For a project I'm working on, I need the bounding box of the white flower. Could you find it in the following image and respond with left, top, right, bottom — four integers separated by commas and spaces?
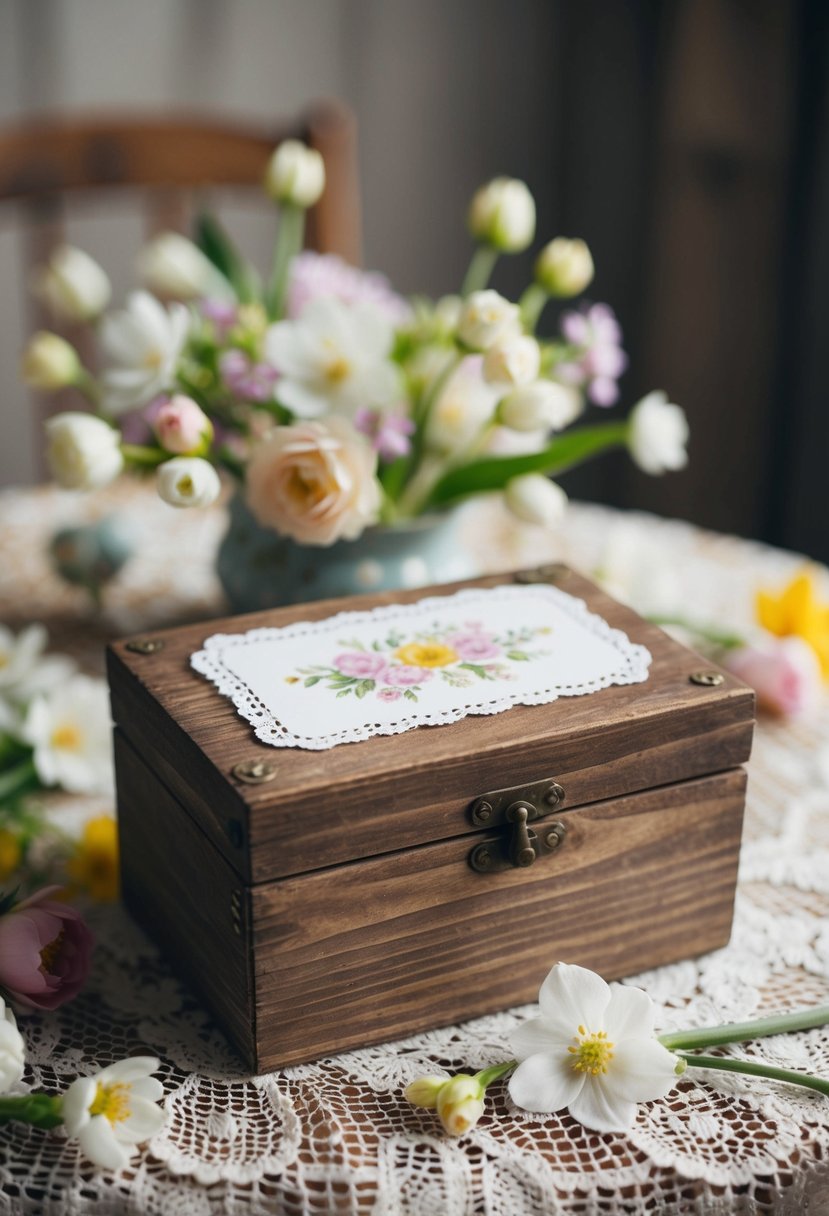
99, 291, 190, 414
265, 296, 400, 420
62, 1057, 165, 1170
157, 457, 221, 509
504, 475, 568, 527
509, 963, 680, 1133
32, 245, 111, 322
21, 673, 113, 795
458, 291, 521, 352
20, 333, 81, 390
483, 335, 540, 387
0, 995, 25, 1090
435, 1075, 485, 1136
264, 140, 326, 207
137, 232, 226, 301
45, 412, 124, 491
535, 238, 594, 297
0, 624, 74, 705
426, 356, 501, 453
468, 178, 536, 252
498, 380, 583, 432
628, 391, 689, 475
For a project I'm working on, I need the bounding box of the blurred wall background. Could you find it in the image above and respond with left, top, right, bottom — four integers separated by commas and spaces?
0, 0, 826, 559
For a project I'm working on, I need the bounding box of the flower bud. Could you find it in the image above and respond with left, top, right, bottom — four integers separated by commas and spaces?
154, 394, 214, 455
46, 413, 124, 491
498, 380, 582, 432
404, 1075, 448, 1109
458, 291, 521, 352
137, 232, 221, 300
535, 238, 594, 297
21, 333, 81, 390
504, 474, 568, 527
627, 391, 689, 475
264, 140, 326, 207
483, 335, 540, 387
468, 177, 536, 252
32, 245, 111, 322
157, 456, 221, 508
435, 1075, 485, 1137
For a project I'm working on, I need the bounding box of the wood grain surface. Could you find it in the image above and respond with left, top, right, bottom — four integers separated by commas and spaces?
108, 567, 755, 884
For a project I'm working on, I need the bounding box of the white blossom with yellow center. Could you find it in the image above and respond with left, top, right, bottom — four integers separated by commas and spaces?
99, 290, 190, 414
264, 296, 400, 420
0, 624, 74, 704
20, 673, 113, 795
62, 1057, 165, 1170
509, 962, 680, 1133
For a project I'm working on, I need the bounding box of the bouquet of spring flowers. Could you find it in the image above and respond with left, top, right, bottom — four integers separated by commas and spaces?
22, 141, 689, 547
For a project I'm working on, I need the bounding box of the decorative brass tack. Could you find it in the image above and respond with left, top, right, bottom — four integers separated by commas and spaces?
544, 783, 565, 808
125, 638, 164, 655
544, 822, 567, 850
231, 759, 277, 785
470, 799, 493, 825
471, 845, 493, 871
514, 563, 570, 585
689, 670, 725, 688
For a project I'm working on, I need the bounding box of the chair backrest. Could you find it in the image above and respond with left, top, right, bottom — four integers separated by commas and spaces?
0, 99, 362, 474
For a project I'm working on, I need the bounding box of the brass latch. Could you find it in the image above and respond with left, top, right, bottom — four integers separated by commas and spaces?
468, 777, 567, 873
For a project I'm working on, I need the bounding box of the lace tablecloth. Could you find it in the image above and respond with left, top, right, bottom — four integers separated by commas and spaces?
2, 483, 829, 1216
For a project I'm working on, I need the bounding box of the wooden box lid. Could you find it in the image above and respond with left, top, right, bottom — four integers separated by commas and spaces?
107, 566, 755, 885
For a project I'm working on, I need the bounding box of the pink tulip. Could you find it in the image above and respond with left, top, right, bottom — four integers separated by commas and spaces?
154, 394, 213, 456
0, 886, 94, 1010
724, 638, 821, 718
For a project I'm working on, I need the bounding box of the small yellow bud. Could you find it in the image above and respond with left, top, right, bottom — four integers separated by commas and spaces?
21, 332, 82, 390
535, 238, 594, 297
404, 1075, 448, 1109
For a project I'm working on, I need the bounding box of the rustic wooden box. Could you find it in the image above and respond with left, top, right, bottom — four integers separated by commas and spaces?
108, 566, 755, 1073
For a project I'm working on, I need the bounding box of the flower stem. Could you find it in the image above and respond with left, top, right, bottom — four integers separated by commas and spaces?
659, 1006, 829, 1052
0, 1094, 64, 1129
461, 245, 499, 297
677, 1052, 829, 1098
121, 444, 167, 469
519, 284, 549, 333
474, 1060, 517, 1090
0, 756, 38, 803
265, 202, 305, 319
646, 615, 746, 652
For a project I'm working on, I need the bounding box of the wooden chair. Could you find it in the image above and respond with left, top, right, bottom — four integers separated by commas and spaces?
0, 99, 362, 469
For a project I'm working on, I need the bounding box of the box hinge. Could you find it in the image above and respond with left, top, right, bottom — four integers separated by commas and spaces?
468, 777, 567, 873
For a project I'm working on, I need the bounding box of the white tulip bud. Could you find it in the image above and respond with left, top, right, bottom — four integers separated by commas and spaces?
458, 290, 521, 352
404, 1076, 448, 1109
435, 1075, 485, 1137
137, 233, 221, 300
264, 140, 326, 207
483, 335, 541, 387
504, 474, 568, 526
535, 238, 594, 297
45, 412, 124, 490
157, 456, 221, 508
21, 333, 82, 390
498, 380, 583, 432
627, 391, 689, 475
468, 178, 536, 252
32, 245, 111, 322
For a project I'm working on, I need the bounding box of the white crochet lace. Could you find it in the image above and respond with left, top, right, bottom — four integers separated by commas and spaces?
1, 484, 828, 1214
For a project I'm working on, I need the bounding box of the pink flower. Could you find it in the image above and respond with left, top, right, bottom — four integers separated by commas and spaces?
724, 638, 821, 717
219, 349, 279, 403
288, 251, 412, 326
354, 407, 415, 462
0, 886, 94, 1011
377, 687, 402, 702
154, 394, 213, 455
383, 664, 433, 687
446, 631, 501, 661
334, 652, 389, 679
200, 298, 238, 338
557, 303, 627, 406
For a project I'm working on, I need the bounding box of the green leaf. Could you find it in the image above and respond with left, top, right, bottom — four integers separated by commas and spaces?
336, 688, 352, 698
506, 650, 529, 661
194, 211, 260, 303
404, 689, 418, 702
304, 676, 322, 687
459, 662, 491, 680
423, 422, 630, 509
355, 679, 376, 699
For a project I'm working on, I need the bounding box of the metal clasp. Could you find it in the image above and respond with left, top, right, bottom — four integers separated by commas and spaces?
468, 777, 567, 873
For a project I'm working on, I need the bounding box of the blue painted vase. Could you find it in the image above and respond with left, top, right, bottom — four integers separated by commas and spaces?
216, 493, 477, 613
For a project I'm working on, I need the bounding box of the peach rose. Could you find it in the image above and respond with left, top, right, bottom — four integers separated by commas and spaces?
246, 417, 381, 546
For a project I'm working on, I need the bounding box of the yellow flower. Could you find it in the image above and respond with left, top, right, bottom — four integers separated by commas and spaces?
66, 816, 119, 902
0, 829, 21, 880
757, 569, 829, 679
395, 641, 459, 668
